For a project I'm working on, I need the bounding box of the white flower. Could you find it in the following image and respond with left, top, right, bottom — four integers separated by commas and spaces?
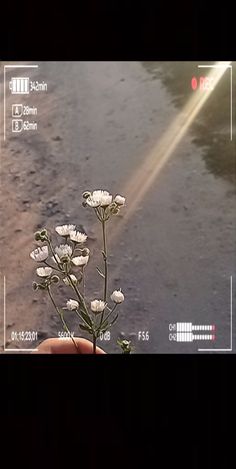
93, 190, 106, 199
86, 197, 101, 208
91, 299, 106, 313
72, 255, 89, 266
110, 290, 125, 304
114, 195, 126, 206
70, 231, 87, 243
100, 194, 112, 207
87, 190, 112, 208
63, 274, 78, 286
55, 244, 72, 259
36, 267, 53, 277
55, 224, 76, 236
87, 190, 105, 207
66, 299, 79, 310
30, 245, 49, 262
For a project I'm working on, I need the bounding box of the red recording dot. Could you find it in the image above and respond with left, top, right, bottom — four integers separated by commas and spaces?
191, 76, 198, 90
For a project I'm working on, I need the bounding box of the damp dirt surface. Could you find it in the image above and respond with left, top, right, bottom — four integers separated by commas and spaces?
0, 61, 235, 353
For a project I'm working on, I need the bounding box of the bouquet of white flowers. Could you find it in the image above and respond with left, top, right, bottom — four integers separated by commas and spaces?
30, 190, 132, 354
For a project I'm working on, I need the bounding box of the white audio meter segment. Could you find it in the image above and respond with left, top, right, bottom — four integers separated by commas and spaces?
169, 322, 216, 342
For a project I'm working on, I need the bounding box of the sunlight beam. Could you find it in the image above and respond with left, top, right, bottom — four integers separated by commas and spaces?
110, 62, 231, 241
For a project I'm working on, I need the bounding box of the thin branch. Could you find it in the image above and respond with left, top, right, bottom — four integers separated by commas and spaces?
100, 304, 117, 329
47, 286, 81, 353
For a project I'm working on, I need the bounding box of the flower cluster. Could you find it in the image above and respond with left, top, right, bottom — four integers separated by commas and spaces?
30, 225, 90, 291
82, 190, 125, 219
30, 190, 128, 354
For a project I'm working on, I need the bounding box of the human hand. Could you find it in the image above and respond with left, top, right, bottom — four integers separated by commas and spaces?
32, 337, 106, 354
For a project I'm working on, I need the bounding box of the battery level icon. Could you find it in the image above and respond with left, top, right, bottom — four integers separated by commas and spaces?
9, 77, 30, 94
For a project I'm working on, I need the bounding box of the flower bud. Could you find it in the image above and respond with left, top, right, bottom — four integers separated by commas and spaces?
61, 255, 70, 263
34, 231, 42, 241
82, 191, 91, 199
32, 282, 38, 291
51, 275, 60, 284
81, 248, 90, 256
111, 290, 124, 303
114, 195, 126, 206
110, 206, 120, 215
117, 339, 132, 354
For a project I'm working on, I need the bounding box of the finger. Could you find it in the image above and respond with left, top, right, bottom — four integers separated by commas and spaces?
32, 337, 106, 354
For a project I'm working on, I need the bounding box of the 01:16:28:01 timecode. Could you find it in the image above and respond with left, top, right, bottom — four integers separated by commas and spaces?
11, 331, 38, 341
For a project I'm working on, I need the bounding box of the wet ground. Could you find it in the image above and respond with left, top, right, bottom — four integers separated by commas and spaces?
0, 61, 235, 353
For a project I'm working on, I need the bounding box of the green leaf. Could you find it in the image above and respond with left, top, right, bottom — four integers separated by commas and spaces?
99, 320, 109, 332
79, 308, 93, 327
101, 251, 107, 261
79, 324, 91, 332
96, 266, 105, 278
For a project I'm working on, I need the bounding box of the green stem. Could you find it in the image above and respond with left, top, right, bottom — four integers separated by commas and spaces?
94, 207, 103, 222
102, 219, 107, 301
65, 273, 93, 328
93, 334, 96, 354
74, 309, 92, 329
44, 260, 61, 273
71, 241, 78, 257
81, 266, 85, 296
46, 237, 63, 272
100, 219, 108, 326
66, 274, 87, 313
47, 286, 80, 353
100, 304, 117, 329
46, 236, 88, 318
